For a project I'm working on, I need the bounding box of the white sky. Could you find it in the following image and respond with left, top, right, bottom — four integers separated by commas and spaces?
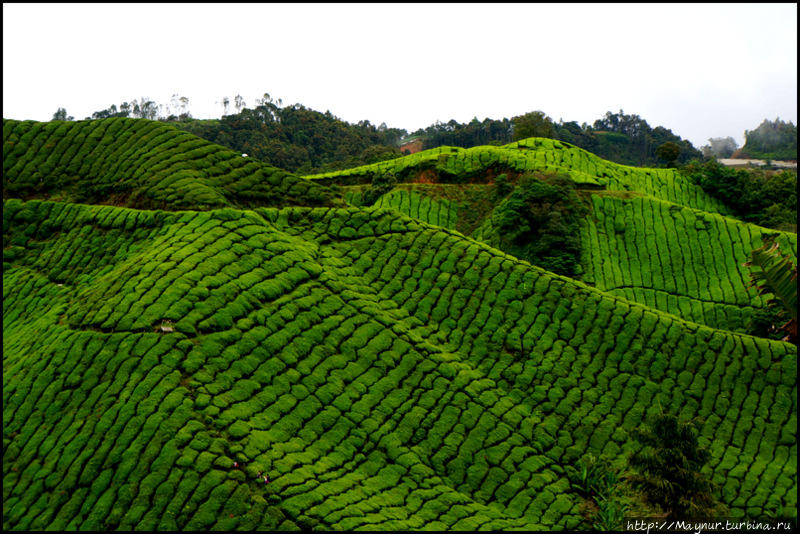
3, 3, 797, 149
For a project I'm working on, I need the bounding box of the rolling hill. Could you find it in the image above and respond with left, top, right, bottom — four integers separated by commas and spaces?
3, 118, 341, 210
3, 118, 797, 530
311, 141, 797, 335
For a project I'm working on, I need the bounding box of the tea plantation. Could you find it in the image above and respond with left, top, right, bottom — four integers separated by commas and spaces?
3, 118, 797, 530
3, 118, 341, 210
323, 142, 797, 335
307, 138, 730, 214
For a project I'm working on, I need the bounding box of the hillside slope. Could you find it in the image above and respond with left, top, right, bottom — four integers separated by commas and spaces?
4, 199, 796, 530
474, 191, 797, 333
4, 119, 797, 530
306, 138, 730, 213
3, 118, 341, 210
319, 141, 797, 335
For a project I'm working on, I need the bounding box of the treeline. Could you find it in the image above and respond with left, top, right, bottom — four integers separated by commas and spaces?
54, 95, 709, 173
66, 94, 405, 174
409, 110, 703, 167
174, 100, 407, 174
683, 159, 797, 232
699, 119, 797, 161
741, 118, 797, 160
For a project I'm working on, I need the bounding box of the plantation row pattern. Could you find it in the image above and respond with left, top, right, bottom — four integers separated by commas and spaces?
581, 194, 797, 332
4, 199, 796, 530
470, 191, 797, 333
342, 181, 796, 335
306, 138, 730, 214
345, 189, 460, 231
3, 118, 340, 210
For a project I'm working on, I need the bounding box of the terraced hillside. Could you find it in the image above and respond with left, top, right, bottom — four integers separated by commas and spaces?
3, 118, 341, 210
307, 138, 731, 213
316, 142, 797, 335
474, 191, 797, 333
3, 119, 797, 530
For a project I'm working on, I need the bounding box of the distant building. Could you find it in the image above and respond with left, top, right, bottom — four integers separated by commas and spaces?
718, 158, 797, 170
398, 137, 424, 155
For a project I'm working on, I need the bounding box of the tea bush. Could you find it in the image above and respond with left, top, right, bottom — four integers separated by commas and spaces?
3, 121, 796, 530
3, 118, 341, 210
4, 199, 796, 530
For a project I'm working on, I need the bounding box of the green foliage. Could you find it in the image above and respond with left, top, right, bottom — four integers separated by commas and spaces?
103, 99, 704, 173
568, 455, 629, 530
51, 108, 74, 121
580, 193, 797, 335
402, 110, 701, 168
512, 111, 555, 141
326, 141, 796, 338
742, 118, 797, 160
568, 454, 609, 496
309, 136, 718, 213
2, 118, 341, 210
2, 120, 797, 531
683, 159, 797, 231
593, 493, 629, 531
169, 102, 406, 174
492, 173, 586, 276
747, 306, 790, 341
361, 171, 398, 207
629, 414, 725, 519
745, 242, 798, 343
701, 136, 738, 159
585, 110, 702, 166
493, 173, 513, 199
656, 141, 681, 166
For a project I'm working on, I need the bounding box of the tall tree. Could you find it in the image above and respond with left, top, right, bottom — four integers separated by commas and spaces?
234, 94, 246, 114
169, 93, 180, 117
512, 111, 555, 141
656, 141, 681, 166
52, 108, 74, 121
742, 118, 797, 160
92, 104, 120, 119
130, 97, 157, 120
179, 96, 190, 117
629, 413, 724, 519
701, 136, 738, 159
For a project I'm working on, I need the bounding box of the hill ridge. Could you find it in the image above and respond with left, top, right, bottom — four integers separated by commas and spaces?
3, 120, 797, 530
3, 118, 341, 210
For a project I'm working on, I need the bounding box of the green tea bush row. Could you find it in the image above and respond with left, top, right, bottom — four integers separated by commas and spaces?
355, 181, 796, 337
3, 118, 340, 210
370, 189, 459, 230
306, 137, 729, 214
581, 194, 797, 332
4, 199, 796, 530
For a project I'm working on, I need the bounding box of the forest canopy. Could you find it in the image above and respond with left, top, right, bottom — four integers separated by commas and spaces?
741, 118, 797, 160
66, 97, 704, 173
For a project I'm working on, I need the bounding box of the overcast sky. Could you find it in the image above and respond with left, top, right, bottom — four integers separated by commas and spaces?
3, 3, 797, 149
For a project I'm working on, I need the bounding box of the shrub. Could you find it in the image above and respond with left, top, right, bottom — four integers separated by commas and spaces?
745, 242, 797, 344
361, 171, 398, 207
747, 307, 788, 341
493, 173, 513, 199
683, 160, 797, 231
492, 172, 586, 277
628, 413, 725, 519
567, 454, 628, 530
